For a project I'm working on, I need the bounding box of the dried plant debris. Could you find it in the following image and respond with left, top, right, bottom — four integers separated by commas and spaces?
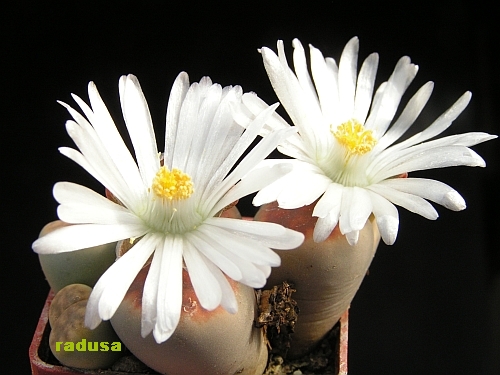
255, 281, 299, 356
257, 282, 340, 375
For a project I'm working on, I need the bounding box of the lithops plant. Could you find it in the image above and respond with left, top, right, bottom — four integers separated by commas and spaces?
108, 205, 269, 374
33, 34, 495, 374
239, 36, 495, 358
37, 221, 116, 292
48, 284, 122, 369
255, 202, 379, 357
32, 72, 304, 375
111, 265, 268, 375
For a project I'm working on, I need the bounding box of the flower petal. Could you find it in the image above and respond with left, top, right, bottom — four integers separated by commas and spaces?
154, 235, 183, 343
80, 84, 145, 197
349, 187, 374, 231
276, 172, 331, 209
210, 160, 292, 216
195, 226, 268, 288
141, 245, 163, 338
54, 182, 139, 225
171, 81, 202, 171
202, 222, 282, 267
239, 92, 291, 133
367, 190, 399, 245
203, 102, 282, 203
353, 52, 379, 124
62, 121, 135, 207
345, 230, 360, 246
373, 145, 486, 181
183, 240, 222, 311
338, 187, 354, 234
164, 72, 190, 167
203, 257, 238, 314
208, 127, 297, 210
374, 81, 434, 152
310, 43, 339, 126
32, 222, 147, 254
337, 37, 359, 121
119, 74, 160, 185
84, 234, 157, 329
396, 91, 472, 148
292, 39, 319, 104
378, 177, 466, 211
261, 43, 322, 150
368, 183, 438, 220
99, 235, 158, 321
312, 182, 343, 219
365, 56, 418, 138
194, 86, 244, 192
205, 217, 304, 250
186, 231, 242, 282
313, 210, 339, 243
184, 82, 223, 179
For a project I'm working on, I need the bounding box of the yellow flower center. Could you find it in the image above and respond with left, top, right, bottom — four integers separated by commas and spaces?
332, 119, 377, 155
151, 166, 194, 200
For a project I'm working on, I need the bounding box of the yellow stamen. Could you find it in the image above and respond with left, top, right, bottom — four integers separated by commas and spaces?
152, 166, 194, 200
332, 119, 377, 155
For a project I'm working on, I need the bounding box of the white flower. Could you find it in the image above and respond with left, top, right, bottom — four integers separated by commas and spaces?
238, 37, 496, 246
32, 72, 304, 343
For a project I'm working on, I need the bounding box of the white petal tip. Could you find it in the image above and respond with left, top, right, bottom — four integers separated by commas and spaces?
347, 36, 359, 45
198, 297, 222, 312
377, 216, 399, 245
260, 47, 273, 57
141, 327, 153, 339
281, 230, 305, 248
153, 326, 174, 344
252, 194, 272, 207
31, 239, 41, 253
276, 199, 305, 210
224, 304, 238, 315
84, 313, 102, 331
313, 232, 328, 243
140, 319, 155, 338
295, 231, 306, 246
292, 38, 303, 48
243, 272, 268, 289
444, 191, 466, 211
219, 288, 238, 314
98, 305, 115, 321
346, 231, 360, 246
313, 225, 332, 243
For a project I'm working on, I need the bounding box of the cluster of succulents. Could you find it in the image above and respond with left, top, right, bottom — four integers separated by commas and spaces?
34, 37, 495, 374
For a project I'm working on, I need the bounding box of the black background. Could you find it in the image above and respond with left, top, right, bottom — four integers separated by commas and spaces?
2, 1, 499, 374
